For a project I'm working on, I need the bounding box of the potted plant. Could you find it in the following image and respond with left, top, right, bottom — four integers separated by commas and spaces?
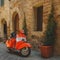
40, 5, 56, 58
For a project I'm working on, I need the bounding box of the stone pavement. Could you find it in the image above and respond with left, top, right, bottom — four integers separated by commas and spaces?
0, 42, 60, 60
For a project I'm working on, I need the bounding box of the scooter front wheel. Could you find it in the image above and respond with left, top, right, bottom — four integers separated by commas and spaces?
20, 47, 31, 57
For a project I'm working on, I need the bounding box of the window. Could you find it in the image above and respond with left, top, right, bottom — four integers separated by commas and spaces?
34, 6, 43, 31
0, 0, 1, 6
0, 0, 4, 6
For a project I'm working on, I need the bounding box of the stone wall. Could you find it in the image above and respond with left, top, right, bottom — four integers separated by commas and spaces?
0, 0, 10, 38
53, 0, 60, 55
54, 15, 60, 55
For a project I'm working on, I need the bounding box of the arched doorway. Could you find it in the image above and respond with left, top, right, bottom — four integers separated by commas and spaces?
12, 12, 19, 33
1, 20, 7, 38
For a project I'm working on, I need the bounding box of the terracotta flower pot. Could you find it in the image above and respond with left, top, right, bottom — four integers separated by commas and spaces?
40, 46, 53, 58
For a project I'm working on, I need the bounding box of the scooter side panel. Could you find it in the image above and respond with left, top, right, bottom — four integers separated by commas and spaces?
16, 42, 31, 50
6, 40, 10, 47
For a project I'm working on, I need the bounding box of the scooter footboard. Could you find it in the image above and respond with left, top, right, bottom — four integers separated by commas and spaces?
16, 43, 32, 50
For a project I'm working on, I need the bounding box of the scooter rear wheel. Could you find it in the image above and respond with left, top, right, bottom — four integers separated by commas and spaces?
20, 47, 31, 57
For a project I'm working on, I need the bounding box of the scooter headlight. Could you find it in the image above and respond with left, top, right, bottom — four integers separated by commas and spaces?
22, 39, 26, 42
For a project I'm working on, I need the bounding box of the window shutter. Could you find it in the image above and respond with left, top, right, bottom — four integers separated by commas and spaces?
0, 0, 1, 6
1, 0, 4, 6
33, 6, 43, 31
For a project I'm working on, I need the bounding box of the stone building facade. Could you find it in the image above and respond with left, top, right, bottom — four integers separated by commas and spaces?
0, 0, 60, 55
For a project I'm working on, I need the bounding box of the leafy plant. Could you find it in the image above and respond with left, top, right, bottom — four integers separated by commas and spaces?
23, 13, 28, 36
43, 5, 56, 46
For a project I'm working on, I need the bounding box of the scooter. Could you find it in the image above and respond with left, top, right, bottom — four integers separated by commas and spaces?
6, 37, 31, 57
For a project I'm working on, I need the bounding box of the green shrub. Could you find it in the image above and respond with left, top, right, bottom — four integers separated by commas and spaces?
43, 5, 56, 46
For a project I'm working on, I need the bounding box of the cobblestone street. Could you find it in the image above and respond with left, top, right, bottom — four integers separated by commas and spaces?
0, 42, 60, 60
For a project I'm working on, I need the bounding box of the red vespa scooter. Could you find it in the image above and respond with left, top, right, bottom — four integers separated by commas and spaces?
6, 36, 31, 57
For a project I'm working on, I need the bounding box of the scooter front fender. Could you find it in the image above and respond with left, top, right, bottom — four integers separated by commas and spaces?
6, 38, 16, 48
6, 40, 11, 47
16, 42, 32, 50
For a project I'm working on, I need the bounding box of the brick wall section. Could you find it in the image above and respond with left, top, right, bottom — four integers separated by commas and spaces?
54, 16, 60, 55
21, 0, 60, 54
53, 0, 60, 55
20, 0, 52, 50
